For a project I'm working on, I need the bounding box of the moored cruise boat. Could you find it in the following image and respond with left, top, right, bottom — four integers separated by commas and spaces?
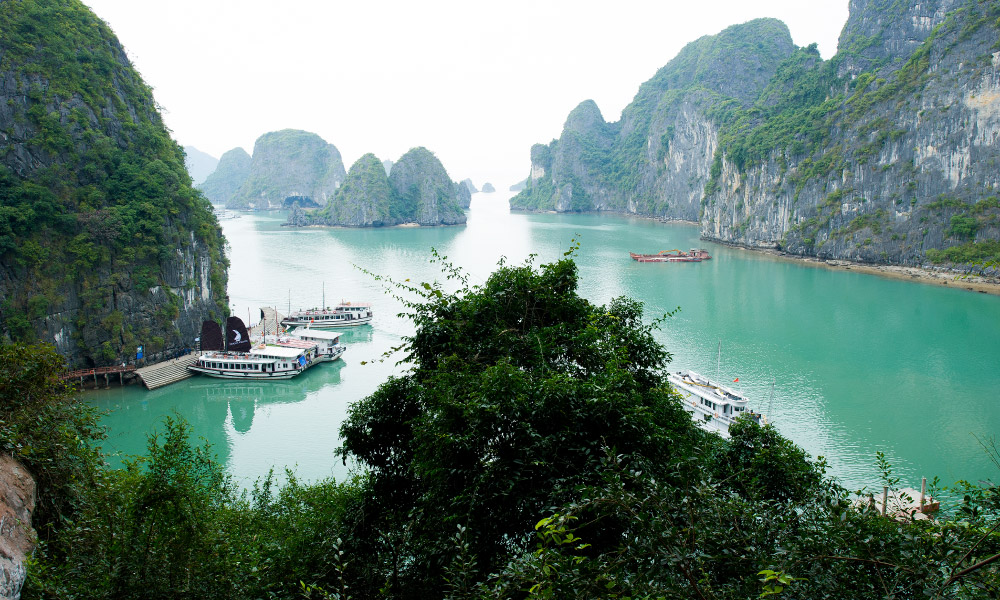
281, 302, 373, 329
189, 345, 313, 380
285, 328, 346, 362
667, 369, 764, 438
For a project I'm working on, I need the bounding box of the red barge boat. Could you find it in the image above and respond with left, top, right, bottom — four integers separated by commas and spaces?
629, 248, 712, 263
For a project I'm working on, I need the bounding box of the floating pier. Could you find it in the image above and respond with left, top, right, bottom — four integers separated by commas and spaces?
135, 354, 198, 390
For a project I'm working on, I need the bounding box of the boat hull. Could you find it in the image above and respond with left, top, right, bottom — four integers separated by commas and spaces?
188, 366, 303, 380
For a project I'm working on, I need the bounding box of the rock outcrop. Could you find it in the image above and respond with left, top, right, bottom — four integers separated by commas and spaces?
0, 455, 34, 600
509, 178, 528, 192
0, 0, 228, 367
228, 129, 346, 210
198, 147, 251, 206
290, 148, 467, 227
461, 178, 479, 194
182, 146, 218, 186
481, 182, 495, 193
512, 2, 1000, 267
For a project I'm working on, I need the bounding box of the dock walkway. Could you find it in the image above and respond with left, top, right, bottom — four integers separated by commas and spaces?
136, 354, 197, 390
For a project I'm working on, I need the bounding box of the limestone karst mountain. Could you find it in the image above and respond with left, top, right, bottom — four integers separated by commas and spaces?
228, 129, 346, 210
512, 0, 1000, 266
183, 146, 218, 186
288, 148, 467, 227
198, 147, 251, 206
0, 0, 228, 367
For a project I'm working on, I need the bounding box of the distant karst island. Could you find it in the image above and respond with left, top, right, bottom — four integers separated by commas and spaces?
192, 131, 470, 227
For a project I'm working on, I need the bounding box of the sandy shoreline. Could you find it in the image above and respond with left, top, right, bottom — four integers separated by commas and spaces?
745, 248, 1000, 296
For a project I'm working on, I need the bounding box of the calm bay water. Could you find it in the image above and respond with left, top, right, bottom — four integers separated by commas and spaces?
88, 194, 1000, 492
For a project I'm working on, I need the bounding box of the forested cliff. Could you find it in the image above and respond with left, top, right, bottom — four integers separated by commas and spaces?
0, 0, 228, 367
512, 0, 1000, 267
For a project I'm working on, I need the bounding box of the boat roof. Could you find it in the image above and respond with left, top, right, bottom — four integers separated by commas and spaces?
249, 345, 306, 359
275, 338, 318, 349
668, 370, 749, 405
336, 302, 371, 308
288, 329, 342, 340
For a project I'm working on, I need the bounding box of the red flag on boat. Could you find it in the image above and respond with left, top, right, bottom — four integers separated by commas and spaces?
733, 378, 739, 382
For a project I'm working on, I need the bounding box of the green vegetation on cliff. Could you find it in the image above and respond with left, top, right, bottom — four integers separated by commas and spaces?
0, 0, 227, 366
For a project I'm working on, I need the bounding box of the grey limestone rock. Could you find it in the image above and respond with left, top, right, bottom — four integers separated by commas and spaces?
229, 129, 346, 210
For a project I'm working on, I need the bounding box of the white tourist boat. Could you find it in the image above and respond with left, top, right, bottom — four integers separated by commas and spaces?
284, 328, 346, 362
190, 345, 313, 380
667, 369, 765, 439
281, 301, 373, 329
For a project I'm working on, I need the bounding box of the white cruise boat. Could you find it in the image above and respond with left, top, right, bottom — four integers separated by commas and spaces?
281, 302, 373, 329
190, 345, 312, 380
667, 369, 765, 438
284, 329, 346, 362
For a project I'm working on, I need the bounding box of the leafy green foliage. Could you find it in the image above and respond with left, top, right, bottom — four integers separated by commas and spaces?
339, 253, 703, 598
926, 240, 1000, 265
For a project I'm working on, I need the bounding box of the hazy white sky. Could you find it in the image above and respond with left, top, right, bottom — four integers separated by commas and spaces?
82, 1, 849, 189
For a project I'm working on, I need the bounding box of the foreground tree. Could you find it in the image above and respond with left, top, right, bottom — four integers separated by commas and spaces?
338, 254, 713, 598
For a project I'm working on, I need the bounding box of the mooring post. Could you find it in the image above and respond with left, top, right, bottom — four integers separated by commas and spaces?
881, 486, 888, 516
919, 477, 926, 512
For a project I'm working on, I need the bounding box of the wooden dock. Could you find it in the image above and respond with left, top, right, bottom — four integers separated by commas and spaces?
62, 364, 136, 387
135, 354, 198, 390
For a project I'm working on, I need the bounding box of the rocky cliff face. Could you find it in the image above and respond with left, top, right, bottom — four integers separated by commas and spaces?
0, 0, 228, 367
512, 19, 795, 217
513, 2, 1000, 267
290, 148, 467, 227
229, 129, 346, 210
183, 146, 218, 186
198, 147, 250, 205
0, 455, 34, 599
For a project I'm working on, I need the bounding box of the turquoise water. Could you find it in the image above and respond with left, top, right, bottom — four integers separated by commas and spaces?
88, 194, 1000, 492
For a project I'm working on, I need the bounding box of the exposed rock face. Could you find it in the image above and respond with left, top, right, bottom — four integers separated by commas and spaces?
513, 4, 1000, 266
0, 0, 228, 368
389, 148, 467, 225
455, 180, 472, 208
228, 129, 346, 210
836, 0, 961, 78
182, 146, 218, 186
461, 178, 479, 194
0, 456, 34, 600
481, 182, 495, 193
291, 148, 467, 227
198, 147, 251, 206
512, 19, 794, 215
